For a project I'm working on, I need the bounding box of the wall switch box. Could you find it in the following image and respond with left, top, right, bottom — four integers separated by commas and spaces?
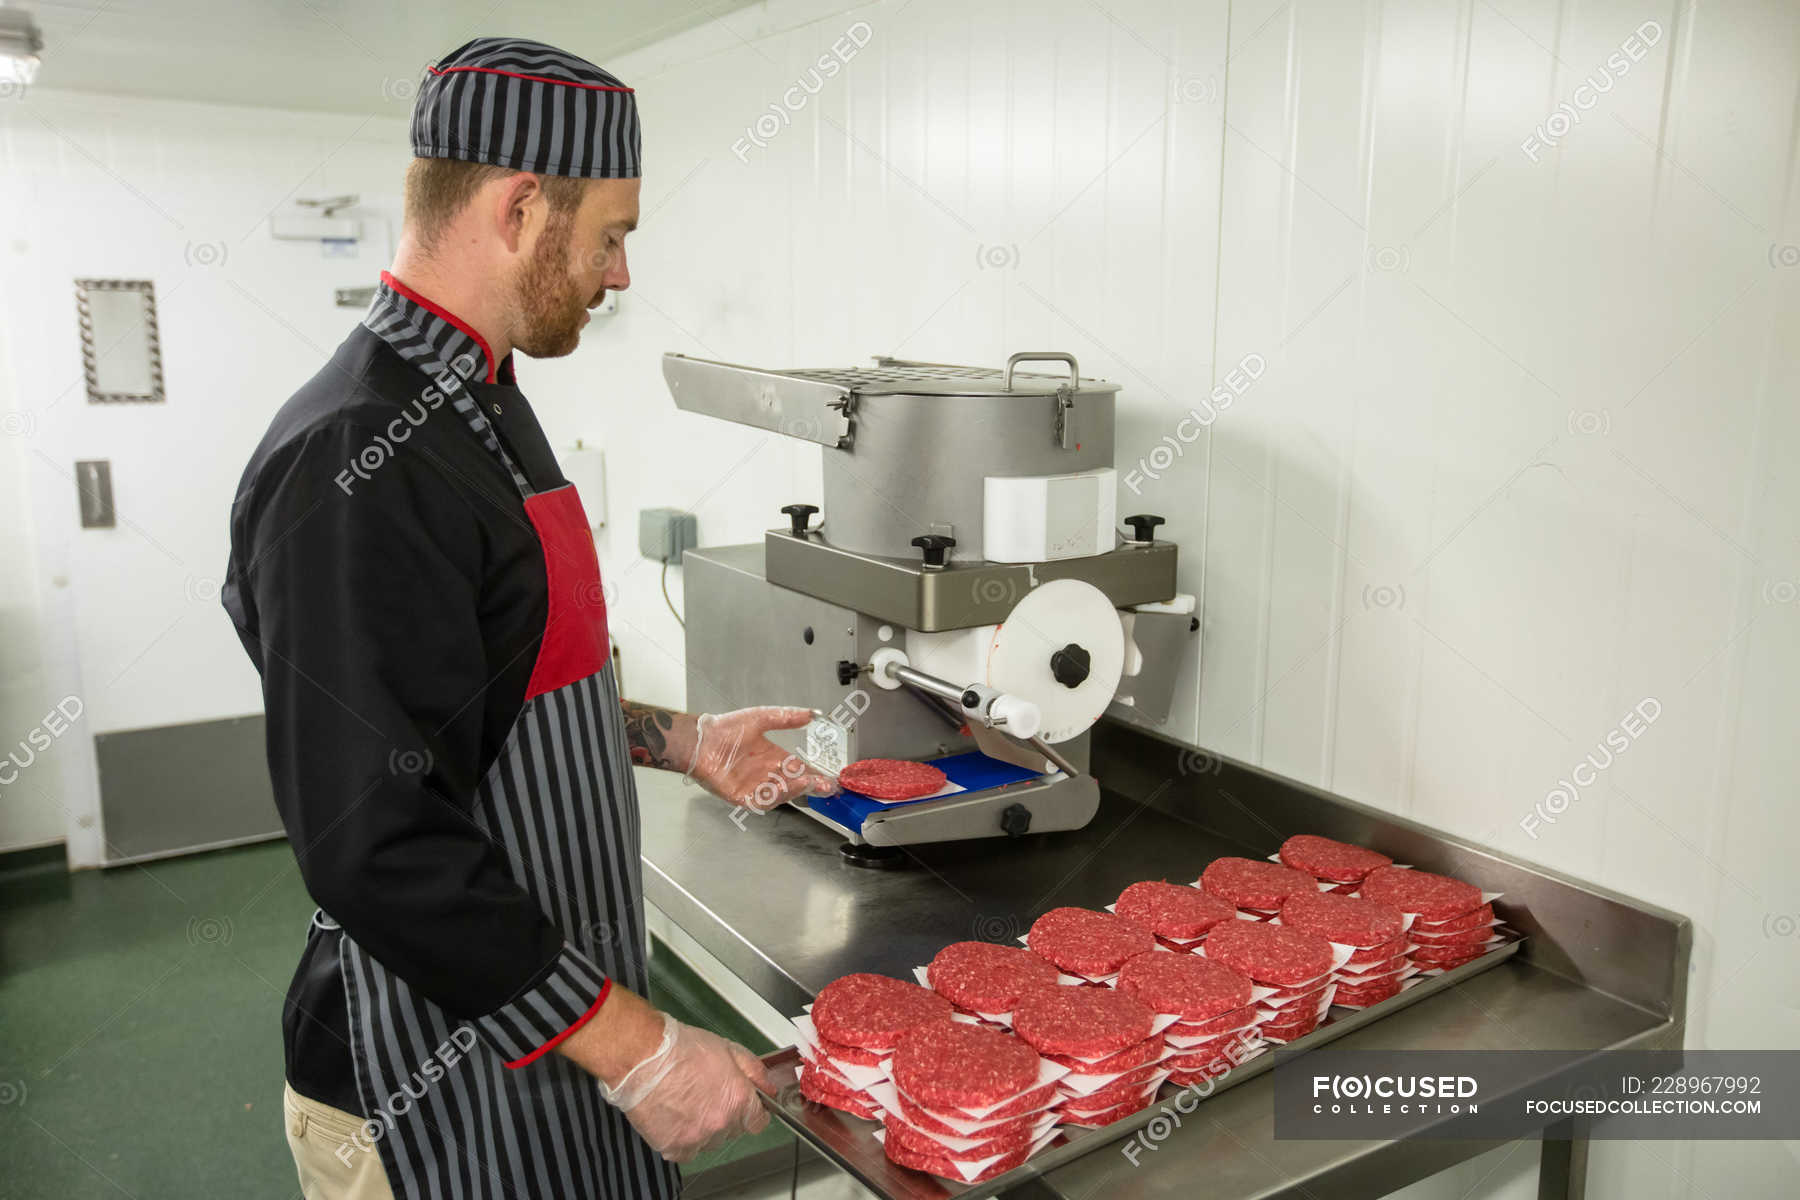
639, 508, 698, 564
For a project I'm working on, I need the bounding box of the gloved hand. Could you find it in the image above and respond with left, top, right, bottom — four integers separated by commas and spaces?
600, 1012, 773, 1163
680, 706, 840, 812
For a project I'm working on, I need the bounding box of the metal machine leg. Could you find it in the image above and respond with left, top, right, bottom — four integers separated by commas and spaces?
1537, 1122, 1589, 1200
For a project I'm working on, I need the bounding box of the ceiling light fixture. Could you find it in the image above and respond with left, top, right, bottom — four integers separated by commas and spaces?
0, 5, 44, 89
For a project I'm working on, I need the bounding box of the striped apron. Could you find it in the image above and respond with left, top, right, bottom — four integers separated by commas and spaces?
331, 380, 681, 1199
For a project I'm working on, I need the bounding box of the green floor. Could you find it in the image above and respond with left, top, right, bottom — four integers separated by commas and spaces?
0, 840, 789, 1198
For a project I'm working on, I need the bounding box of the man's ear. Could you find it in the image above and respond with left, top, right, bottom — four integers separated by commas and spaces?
493, 172, 545, 254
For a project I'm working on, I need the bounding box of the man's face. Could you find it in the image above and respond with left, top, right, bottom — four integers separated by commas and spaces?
509, 177, 638, 360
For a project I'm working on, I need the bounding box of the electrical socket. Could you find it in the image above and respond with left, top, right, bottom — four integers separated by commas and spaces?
638, 507, 698, 564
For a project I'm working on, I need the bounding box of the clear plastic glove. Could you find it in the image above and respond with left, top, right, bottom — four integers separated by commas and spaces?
680, 706, 840, 812
600, 1013, 773, 1163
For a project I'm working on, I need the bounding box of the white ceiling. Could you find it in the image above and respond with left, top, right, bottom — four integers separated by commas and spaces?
19, 0, 750, 115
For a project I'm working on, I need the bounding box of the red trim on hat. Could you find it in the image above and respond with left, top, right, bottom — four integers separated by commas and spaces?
428, 64, 634, 94
379, 270, 500, 384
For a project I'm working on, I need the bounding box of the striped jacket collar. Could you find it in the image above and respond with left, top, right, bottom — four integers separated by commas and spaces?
362, 270, 514, 387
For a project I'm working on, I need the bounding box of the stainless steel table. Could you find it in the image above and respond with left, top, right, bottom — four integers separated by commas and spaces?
640, 721, 1689, 1199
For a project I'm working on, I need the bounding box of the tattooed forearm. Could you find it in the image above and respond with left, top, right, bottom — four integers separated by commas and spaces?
621, 701, 684, 769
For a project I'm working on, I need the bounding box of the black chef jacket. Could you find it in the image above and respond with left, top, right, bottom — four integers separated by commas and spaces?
223, 302, 599, 1115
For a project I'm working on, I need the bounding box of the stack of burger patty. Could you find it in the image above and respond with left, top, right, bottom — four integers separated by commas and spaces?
1011, 986, 1173, 1126
1277, 834, 1394, 894
1279, 888, 1414, 1007
789, 836, 1507, 1181
1112, 879, 1236, 951
1362, 866, 1501, 971
1024, 907, 1156, 985
877, 1021, 1062, 1183
919, 941, 1060, 1028
1199, 921, 1339, 1041
1200, 857, 1318, 920
1115, 951, 1264, 1085
796, 974, 952, 1119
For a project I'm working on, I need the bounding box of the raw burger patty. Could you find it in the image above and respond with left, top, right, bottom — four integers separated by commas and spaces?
1278, 834, 1393, 883
798, 1067, 880, 1119
1013, 985, 1155, 1058
1410, 924, 1496, 946
884, 1136, 1033, 1183
813, 973, 954, 1050
1410, 942, 1492, 966
926, 941, 1060, 1014
1362, 866, 1484, 922
1200, 857, 1318, 910
1046, 1033, 1164, 1075
1413, 903, 1495, 933
1344, 934, 1412, 964
1281, 889, 1406, 949
1114, 880, 1236, 941
813, 1030, 889, 1067
892, 1021, 1041, 1110
896, 1082, 1058, 1130
1117, 950, 1253, 1021
1060, 1095, 1155, 1127
1059, 1075, 1159, 1113
1026, 907, 1155, 976
1203, 921, 1334, 986
838, 758, 948, 801
1170, 1003, 1260, 1038
882, 1113, 1039, 1162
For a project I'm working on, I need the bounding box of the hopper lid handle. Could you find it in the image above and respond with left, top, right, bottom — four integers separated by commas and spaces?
1003, 351, 1080, 391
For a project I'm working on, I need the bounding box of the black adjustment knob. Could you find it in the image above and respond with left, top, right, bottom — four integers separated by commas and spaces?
781, 504, 819, 537
910, 534, 956, 568
1050, 643, 1091, 688
999, 803, 1032, 838
1123, 514, 1165, 544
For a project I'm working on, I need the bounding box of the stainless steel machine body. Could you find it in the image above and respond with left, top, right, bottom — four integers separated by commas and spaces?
665, 351, 1198, 847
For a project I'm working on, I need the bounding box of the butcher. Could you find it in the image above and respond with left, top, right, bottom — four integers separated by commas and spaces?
222, 36, 836, 1200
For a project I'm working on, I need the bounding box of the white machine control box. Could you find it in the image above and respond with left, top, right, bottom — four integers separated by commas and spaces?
982, 468, 1118, 563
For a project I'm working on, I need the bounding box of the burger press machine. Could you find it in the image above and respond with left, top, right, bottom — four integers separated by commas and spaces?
663, 351, 1198, 861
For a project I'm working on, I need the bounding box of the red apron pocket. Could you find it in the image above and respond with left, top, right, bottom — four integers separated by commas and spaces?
523, 484, 610, 702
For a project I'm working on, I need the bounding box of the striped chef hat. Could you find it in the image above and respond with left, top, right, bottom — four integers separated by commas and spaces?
411, 37, 641, 178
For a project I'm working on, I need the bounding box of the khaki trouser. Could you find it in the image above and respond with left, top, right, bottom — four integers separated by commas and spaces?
284, 1083, 396, 1200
